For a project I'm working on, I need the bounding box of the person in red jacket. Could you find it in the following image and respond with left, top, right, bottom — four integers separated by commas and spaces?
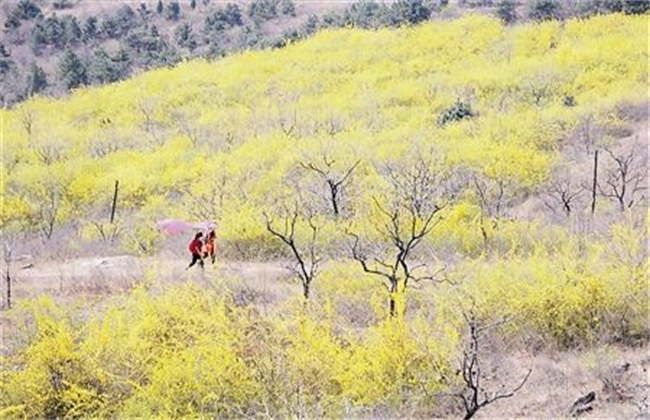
187, 232, 204, 269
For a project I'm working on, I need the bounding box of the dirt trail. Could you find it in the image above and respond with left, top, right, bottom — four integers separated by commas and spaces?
4, 255, 292, 302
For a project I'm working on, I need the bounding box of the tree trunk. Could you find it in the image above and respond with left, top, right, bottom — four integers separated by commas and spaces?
591, 150, 598, 214
479, 216, 489, 249
389, 280, 398, 317
110, 179, 119, 223
463, 408, 477, 420
5, 271, 10, 310
303, 282, 310, 300
329, 181, 339, 217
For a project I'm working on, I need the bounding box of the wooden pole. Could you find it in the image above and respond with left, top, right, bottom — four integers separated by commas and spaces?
590, 150, 598, 215
110, 180, 119, 223
3, 242, 11, 310
5, 272, 10, 310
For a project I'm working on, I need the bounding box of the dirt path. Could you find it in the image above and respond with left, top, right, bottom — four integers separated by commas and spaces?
3, 255, 293, 303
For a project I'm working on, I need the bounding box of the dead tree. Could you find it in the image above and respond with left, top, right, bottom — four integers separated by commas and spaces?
180, 163, 247, 222
1, 227, 23, 310
541, 169, 583, 217
138, 100, 167, 146
299, 156, 359, 218
456, 309, 532, 419
598, 145, 647, 212
279, 109, 297, 138
576, 115, 600, 155
472, 173, 526, 245
543, 179, 582, 217
590, 150, 598, 215
264, 206, 321, 300
32, 176, 74, 241
349, 155, 453, 316
2, 241, 13, 310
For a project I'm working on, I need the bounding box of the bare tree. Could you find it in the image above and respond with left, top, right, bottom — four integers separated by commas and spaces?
90, 220, 122, 242
279, 109, 297, 138
31, 176, 74, 241
472, 173, 527, 245
541, 167, 583, 217
299, 155, 360, 218
575, 115, 602, 155
170, 109, 203, 147
543, 179, 582, 217
138, 99, 167, 146
1, 225, 25, 310
316, 114, 346, 137
349, 154, 454, 316
2, 238, 14, 310
182, 177, 229, 221
598, 145, 647, 212
264, 205, 321, 300
456, 309, 532, 419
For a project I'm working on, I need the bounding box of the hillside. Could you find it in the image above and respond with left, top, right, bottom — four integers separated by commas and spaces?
2, 12, 647, 254
0, 0, 340, 103
1, 11, 649, 419
1, 0, 648, 105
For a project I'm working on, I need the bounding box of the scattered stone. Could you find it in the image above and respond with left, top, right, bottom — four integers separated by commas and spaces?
570, 391, 596, 417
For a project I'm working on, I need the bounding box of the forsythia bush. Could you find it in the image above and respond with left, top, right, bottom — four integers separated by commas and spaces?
2, 14, 647, 253
0, 283, 458, 418
3, 220, 645, 418
451, 221, 648, 347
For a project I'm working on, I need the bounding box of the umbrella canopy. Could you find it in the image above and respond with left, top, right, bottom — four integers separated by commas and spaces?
157, 219, 213, 236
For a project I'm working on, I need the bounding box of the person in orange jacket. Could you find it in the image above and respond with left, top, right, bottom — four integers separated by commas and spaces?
187, 232, 204, 269
203, 228, 217, 264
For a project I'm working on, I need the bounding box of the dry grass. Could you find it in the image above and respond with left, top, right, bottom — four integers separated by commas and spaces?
476, 345, 650, 418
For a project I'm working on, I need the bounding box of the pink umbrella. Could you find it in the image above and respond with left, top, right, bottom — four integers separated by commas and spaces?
157, 219, 212, 236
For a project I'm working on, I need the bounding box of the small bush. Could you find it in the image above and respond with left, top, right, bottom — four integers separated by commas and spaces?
388, 0, 432, 26
12, 0, 43, 21
437, 100, 475, 126
622, 0, 650, 14
166, 0, 181, 21
280, 0, 296, 17
563, 95, 576, 107
496, 0, 518, 24
247, 0, 279, 21
527, 0, 563, 21
53, 0, 74, 10
204, 4, 243, 33
344, 0, 391, 29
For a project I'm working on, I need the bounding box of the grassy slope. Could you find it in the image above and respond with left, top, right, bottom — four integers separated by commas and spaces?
0, 12, 648, 418
2, 13, 647, 255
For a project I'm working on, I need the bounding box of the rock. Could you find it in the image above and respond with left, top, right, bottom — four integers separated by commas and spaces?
570, 391, 596, 417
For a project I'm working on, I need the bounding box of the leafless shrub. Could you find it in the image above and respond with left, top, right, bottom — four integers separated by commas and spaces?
597, 144, 647, 211
540, 165, 584, 218
453, 309, 532, 419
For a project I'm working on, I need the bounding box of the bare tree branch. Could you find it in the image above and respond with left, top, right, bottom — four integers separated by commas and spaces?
455, 309, 532, 419
349, 152, 457, 316
264, 205, 320, 300
542, 172, 583, 217
299, 157, 360, 218
597, 145, 648, 211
